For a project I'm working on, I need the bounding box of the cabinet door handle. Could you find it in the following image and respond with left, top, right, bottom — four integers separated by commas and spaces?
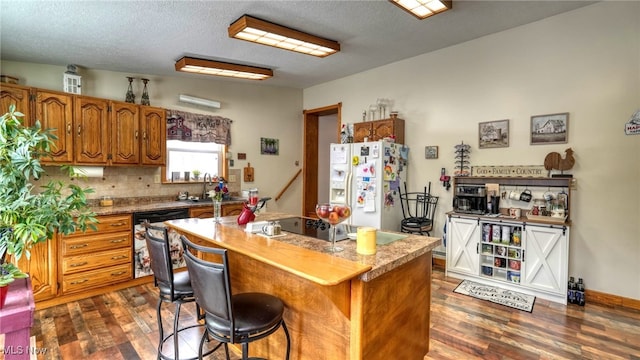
135, 130, 139, 140
110, 222, 126, 227
70, 243, 89, 249
69, 261, 88, 267
111, 271, 126, 276
111, 255, 127, 260
77, 124, 82, 135
70, 279, 89, 285
142, 131, 147, 141
67, 123, 71, 134
110, 239, 125, 243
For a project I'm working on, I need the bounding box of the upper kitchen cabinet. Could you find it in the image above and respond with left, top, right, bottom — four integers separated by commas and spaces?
110, 101, 140, 165
353, 117, 405, 144
74, 95, 110, 164
140, 106, 166, 166
35, 90, 74, 163
0, 83, 31, 122
2, 83, 166, 166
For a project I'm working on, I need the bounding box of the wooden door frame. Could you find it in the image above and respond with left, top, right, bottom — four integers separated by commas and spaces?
302, 103, 341, 218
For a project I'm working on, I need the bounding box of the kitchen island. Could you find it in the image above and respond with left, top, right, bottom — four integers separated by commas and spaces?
165, 213, 441, 360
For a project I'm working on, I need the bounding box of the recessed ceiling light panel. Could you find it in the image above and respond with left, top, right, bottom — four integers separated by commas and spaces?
175, 57, 273, 80
228, 15, 340, 57
390, 0, 452, 20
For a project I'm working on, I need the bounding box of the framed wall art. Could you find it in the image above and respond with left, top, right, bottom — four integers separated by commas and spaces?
260, 137, 279, 155
530, 112, 569, 145
479, 119, 509, 149
425, 146, 438, 159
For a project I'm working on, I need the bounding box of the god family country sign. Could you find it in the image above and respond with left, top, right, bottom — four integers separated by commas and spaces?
471, 165, 547, 177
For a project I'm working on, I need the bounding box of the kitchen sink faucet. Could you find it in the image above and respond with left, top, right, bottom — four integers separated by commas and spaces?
202, 173, 213, 200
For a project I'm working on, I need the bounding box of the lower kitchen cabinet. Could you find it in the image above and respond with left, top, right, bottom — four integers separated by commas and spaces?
190, 202, 245, 218
446, 214, 569, 304
13, 238, 57, 302
59, 214, 133, 295
222, 202, 244, 216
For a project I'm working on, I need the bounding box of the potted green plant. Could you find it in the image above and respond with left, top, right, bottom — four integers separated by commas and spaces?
192, 169, 201, 180
0, 105, 97, 307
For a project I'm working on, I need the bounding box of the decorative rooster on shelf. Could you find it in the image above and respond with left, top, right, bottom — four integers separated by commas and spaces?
544, 148, 575, 176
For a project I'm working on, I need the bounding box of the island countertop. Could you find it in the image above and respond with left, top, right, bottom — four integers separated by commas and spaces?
165, 212, 441, 283
165, 212, 441, 359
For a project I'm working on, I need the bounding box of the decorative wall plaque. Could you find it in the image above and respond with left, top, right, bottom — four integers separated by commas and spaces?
471, 165, 547, 178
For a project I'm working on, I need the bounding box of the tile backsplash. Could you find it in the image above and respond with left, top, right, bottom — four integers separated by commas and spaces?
38, 166, 241, 201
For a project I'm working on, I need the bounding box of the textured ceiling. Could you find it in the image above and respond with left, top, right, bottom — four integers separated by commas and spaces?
0, 1, 594, 89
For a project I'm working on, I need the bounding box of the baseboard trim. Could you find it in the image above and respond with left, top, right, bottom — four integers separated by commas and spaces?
435, 257, 640, 311
585, 289, 640, 311
432, 257, 446, 270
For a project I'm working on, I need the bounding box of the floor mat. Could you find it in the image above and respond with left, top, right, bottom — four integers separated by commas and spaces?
453, 279, 536, 312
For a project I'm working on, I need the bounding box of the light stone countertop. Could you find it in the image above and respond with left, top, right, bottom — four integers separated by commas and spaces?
168, 212, 441, 282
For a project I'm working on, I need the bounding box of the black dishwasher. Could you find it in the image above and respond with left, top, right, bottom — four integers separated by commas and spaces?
132, 208, 189, 278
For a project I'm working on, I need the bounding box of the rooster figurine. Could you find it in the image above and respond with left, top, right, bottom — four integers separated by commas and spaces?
544, 148, 575, 175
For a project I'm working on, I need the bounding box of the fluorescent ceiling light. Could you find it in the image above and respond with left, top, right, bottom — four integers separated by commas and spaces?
228, 15, 340, 57
179, 94, 221, 109
389, 0, 452, 20
175, 56, 273, 80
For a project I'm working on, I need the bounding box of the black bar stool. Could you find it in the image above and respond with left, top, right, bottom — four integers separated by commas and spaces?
144, 223, 220, 360
181, 235, 291, 360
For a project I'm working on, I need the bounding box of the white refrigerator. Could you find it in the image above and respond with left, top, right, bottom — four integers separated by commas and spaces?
329, 141, 409, 231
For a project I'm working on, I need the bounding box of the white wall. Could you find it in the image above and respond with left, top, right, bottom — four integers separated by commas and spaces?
304, 3, 640, 299
1, 61, 304, 215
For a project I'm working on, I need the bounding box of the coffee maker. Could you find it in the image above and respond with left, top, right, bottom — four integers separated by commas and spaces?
453, 185, 487, 214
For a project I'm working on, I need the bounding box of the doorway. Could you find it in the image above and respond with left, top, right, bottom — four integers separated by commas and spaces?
302, 103, 341, 218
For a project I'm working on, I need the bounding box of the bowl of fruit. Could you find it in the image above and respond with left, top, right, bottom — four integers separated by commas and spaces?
315, 203, 351, 252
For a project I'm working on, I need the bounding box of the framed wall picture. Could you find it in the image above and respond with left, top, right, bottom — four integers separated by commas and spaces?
479, 119, 509, 149
530, 112, 569, 145
260, 137, 279, 155
425, 146, 438, 159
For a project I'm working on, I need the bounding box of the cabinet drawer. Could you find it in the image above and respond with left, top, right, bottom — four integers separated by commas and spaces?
62, 231, 132, 256
62, 248, 131, 275
63, 214, 132, 237
61, 263, 132, 294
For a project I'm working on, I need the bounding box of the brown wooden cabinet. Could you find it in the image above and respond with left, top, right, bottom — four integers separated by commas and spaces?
13, 238, 57, 302
110, 101, 140, 165
0, 83, 31, 121
140, 106, 166, 166
222, 202, 244, 216
353, 118, 405, 144
58, 214, 133, 295
190, 202, 245, 218
2, 84, 166, 166
190, 206, 213, 219
74, 95, 110, 164
35, 90, 74, 163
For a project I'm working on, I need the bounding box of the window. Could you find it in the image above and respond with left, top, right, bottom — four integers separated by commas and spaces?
165, 140, 225, 181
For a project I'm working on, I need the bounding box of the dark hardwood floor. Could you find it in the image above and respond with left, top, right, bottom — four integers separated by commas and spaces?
3, 268, 640, 359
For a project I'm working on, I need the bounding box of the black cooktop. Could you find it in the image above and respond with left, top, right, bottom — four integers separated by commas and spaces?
276, 217, 357, 242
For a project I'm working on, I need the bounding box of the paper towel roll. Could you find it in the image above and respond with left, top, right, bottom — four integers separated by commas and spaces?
72, 166, 104, 178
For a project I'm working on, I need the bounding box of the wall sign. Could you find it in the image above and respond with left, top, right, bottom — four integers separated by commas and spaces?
625, 109, 640, 135
471, 165, 547, 177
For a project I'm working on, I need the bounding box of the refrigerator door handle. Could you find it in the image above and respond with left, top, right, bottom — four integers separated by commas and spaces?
346, 172, 353, 207
345, 171, 353, 225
